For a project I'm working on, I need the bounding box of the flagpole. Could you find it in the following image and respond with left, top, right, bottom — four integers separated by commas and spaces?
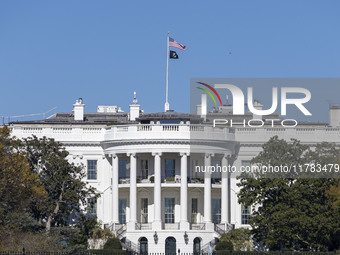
165, 31, 170, 112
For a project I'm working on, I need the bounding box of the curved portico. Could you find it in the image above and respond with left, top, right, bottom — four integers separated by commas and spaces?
102, 123, 237, 252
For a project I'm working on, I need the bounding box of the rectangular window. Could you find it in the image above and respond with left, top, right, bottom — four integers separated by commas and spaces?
191, 198, 198, 224
165, 198, 175, 223
141, 198, 148, 223
87, 198, 97, 216
212, 199, 221, 224
87, 160, 97, 180
119, 199, 127, 224
141, 159, 149, 179
241, 204, 251, 224
165, 159, 175, 178
119, 160, 127, 179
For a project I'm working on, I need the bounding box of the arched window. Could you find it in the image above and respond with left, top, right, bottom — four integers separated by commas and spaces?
139, 237, 148, 255
165, 236, 176, 255
193, 237, 201, 255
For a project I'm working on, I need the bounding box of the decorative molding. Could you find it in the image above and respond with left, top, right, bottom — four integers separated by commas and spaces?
101, 139, 236, 147
151, 152, 162, 157
179, 152, 190, 157
72, 154, 83, 159
62, 141, 101, 147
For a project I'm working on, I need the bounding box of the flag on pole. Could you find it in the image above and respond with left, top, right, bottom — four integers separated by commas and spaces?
169, 50, 179, 59
169, 37, 186, 50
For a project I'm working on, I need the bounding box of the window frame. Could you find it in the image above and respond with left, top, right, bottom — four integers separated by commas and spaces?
164, 197, 175, 223
241, 204, 251, 225
119, 198, 127, 224
87, 160, 98, 180
165, 159, 175, 178
212, 198, 221, 224
141, 198, 148, 223
141, 159, 149, 180
87, 197, 97, 217
191, 198, 198, 224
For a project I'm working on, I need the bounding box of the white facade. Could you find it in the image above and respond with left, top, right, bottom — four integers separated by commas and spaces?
9, 99, 340, 254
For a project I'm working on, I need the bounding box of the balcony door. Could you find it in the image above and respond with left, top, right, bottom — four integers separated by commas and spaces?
191, 198, 198, 224
165, 198, 175, 223
165, 159, 175, 178
141, 198, 148, 223
141, 159, 148, 180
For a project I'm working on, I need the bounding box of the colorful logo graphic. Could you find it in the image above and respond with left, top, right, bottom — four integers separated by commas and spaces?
196, 82, 222, 106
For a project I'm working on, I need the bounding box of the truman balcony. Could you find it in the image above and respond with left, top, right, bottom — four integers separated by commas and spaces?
103, 124, 235, 155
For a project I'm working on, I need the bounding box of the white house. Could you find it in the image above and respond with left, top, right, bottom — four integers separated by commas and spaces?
9, 93, 340, 254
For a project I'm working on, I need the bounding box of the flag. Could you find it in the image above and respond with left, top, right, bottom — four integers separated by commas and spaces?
169, 50, 179, 59
169, 37, 186, 50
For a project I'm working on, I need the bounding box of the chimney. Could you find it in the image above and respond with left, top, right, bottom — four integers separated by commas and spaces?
330, 105, 340, 127
129, 92, 140, 121
73, 98, 85, 121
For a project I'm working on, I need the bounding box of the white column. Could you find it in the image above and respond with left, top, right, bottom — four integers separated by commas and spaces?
127, 153, 137, 230
221, 155, 229, 225
152, 152, 162, 230
180, 152, 189, 230
204, 153, 212, 224
112, 154, 119, 225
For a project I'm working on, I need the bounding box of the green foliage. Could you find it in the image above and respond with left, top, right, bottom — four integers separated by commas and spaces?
213, 253, 337, 255
106, 122, 117, 126
22, 135, 99, 231
103, 237, 122, 250
237, 136, 340, 251
0, 227, 64, 252
89, 250, 126, 254
149, 176, 154, 183
0, 127, 45, 231
0, 127, 104, 251
165, 176, 174, 182
220, 228, 252, 251
91, 227, 114, 240
215, 239, 234, 251
70, 214, 99, 247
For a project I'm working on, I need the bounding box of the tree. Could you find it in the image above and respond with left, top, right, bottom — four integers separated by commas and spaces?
70, 214, 99, 247
220, 228, 252, 251
237, 136, 340, 251
103, 237, 122, 250
22, 135, 98, 231
0, 127, 45, 230
215, 240, 233, 252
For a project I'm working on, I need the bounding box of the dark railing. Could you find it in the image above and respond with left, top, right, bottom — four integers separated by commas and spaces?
115, 224, 127, 240
214, 224, 226, 236
187, 177, 222, 184
119, 176, 224, 184
121, 238, 139, 253
0, 251, 338, 255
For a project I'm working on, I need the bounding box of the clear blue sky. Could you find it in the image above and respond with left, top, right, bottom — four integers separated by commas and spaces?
1, 1, 339, 121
